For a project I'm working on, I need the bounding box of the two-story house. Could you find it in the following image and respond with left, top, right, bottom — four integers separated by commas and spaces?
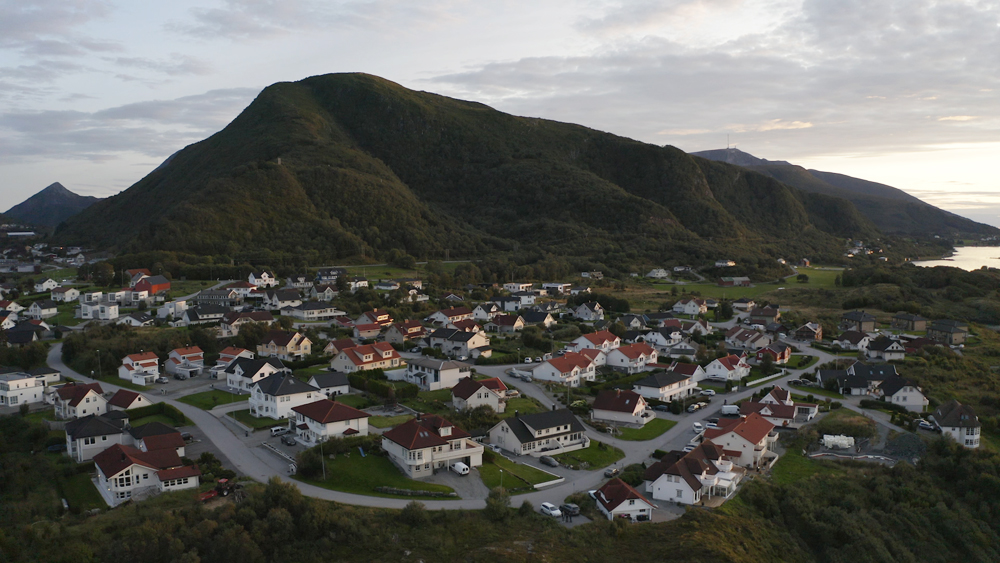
704, 354, 751, 382
248, 271, 278, 287
426, 328, 491, 359
531, 352, 596, 387
643, 441, 743, 505
27, 299, 58, 320
93, 443, 200, 506
166, 346, 204, 378
841, 310, 877, 332
572, 302, 605, 321
249, 373, 320, 420
0, 371, 45, 407
291, 398, 370, 444
739, 386, 818, 429
932, 399, 980, 448
488, 409, 589, 456
219, 310, 274, 337
606, 343, 658, 374
400, 358, 470, 391
571, 330, 621, 353
632, 370, 697, 403
51, 286, 80, 302
877, 377, 928, 413
591, 389, 650, 426
382, 414, 484, 478
594, 478, 656, 521
865, 336, 906, 362
258, 331, 312, 361
426, 306, 474, 326
54, 382, 106, 419
330, 342, 404, 373
702, 413, 777, 468
118, 352, 159, 386
225, 357, 289, 393
451, 376, 506, 413
356, 309, 393, 327
385, 320, 427, 345
672, 298, 707, 316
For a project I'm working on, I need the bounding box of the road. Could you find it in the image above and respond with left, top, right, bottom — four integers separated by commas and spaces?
46, 336, 872, 511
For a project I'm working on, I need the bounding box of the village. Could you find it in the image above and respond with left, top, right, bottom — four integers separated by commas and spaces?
0, 257, 984, 524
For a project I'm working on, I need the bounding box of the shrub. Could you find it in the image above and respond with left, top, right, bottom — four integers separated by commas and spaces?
518, 500, 534, 517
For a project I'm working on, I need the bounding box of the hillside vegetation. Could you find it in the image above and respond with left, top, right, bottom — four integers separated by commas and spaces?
57, 73, 878, 269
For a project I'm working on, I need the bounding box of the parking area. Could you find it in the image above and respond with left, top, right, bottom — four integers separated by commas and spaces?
181, 425, 242, 476
425, 467, 490, 500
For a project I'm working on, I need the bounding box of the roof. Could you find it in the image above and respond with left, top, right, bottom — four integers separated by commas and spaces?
488, 314, 522, 327
126, 351, 159, 363
610, 342, 656, 360
155, 465, 202, 481
225, 357, 286, 377
172, 346, 204, 356
354, 323, 382, 332
65, 414, 125, 440
261, 330, 304, 347
501, 409, 584, 444
309, 371, 350, 389
595, 478, 653, 512
222, 311, 274, 324
129, 421, 179, 440
108, 389, 145, 409
32, 299, 58, 309
93, 444, 183, 478
893, 312, 927, 322
842, 310, 876, 322
542, 352, 593, 374
254, 373, 319, 397
849, 362, 898, 380
580, 330, 618, 346
219, 346, 251, 357
479, 377, 507, 393
292, 398, 370, 423
703, 412, 774, 445
633, 371, 690, 389
669, 362, 701, 376
867, 336, 903, 352
382, 415, 469, 450
835, 330, 868, 345
933, 399, 980, 429
712, 354, 745, 372
643, 441, 728, 491
141, 432, 186, 452
593, 389, 645, 413
338, 342, 402, 367
450, 376, 487, 400
55, 382, 104, 407
436, 306, 473, 318
878, 377, 919, 397
405, 357, 470, 371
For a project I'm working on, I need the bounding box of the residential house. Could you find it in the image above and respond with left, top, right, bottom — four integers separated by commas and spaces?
511, 291, 536, 307
79, 300, 119, 321
307, 371, 351, 398
818, 362, 898, 396
385, 321, 427, 345
27, 299, 58, 320
226, 357, 289, 393
249, 373, 320, 420
286, 274, 313, 289
702, 413, 777, 468
248, 271, 277, 287
485, 314, 524, 333
117, 312, 154, 327
348, 277, 368, 292
0, 310, 15, 330
0, 371, 45, 407
891, 313, 928, 332
704, 354, 751, 382
54, 382, 106, 420
732, 297, 755, 312
832, 331, 870, 351
794, 322, 823, 341
878, 377, 928, 413
107, 389, 151, 411
156, 299, 187, 320
134, 275, 170, 298
323, 338, 358, 356
619, 314, 647, 330
927, 320, 969, 345
749, 307, 781, 326
672, 299, 707, 316
714, 260, 736, 268
646, 269, 670, 279
739, 387, 818, 429
756, 343, 791, 365
382, 415, 484, 478
531, 352, 596, 387
451, 376, 505, 413
126, 269, 152, 286
717, 276, 751, 287
591, 389, 650, 426
606, 343, 658, 374
282, 301, 344, 321
725, 327, 771, 351
573, 302, 605, 321
315, 267, 346, 284
667, 361, 708, 383
400, 358, 471, 391
441, 292, 464, 302
426, 306, 474, 326
571, 330, 621, 353
581, 271, 603, 279
166, 346, 204, 378
374, 280, 400, 291
219, 311, 273, 337
632, 370, 696, 403
932, 399, 980, 448
488, 409, 589, 456
64, 413, 127, 462
503, 282, 533, 292
180, 304, 228, 325
643, 441, 743, 505
34, 278, 59, 293
224, 281, 258, 299
263, 289, 302, 310
0, 300, 25, 314
93, 444, 200, 506
311, 284, 339, 301
353, 323, 382, 340
357, 309, 393, 327
258, 331, 312, 361
542, 282, 572, 294
292, 399, 370, 443
195, 289, 241, 307
594, 478, 656, 521
644, 327, 684, 350
680, 319, 714, 336
866, 336, 906, 362
570, 286, 591, 296
118, 352, 159, 386
841, 310, 877, 332
426, 328, 491, 359
51, 286, 80, 302
330, 342, 404, 373
473, 303, 501, 322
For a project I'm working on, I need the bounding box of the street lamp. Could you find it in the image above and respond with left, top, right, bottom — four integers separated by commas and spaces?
499, 469, 503, 491
96, 350, 101, 378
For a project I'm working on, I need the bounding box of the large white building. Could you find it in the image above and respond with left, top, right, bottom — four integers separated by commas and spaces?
632, 371, 696, 403
382, 415, 484, 479
119, 352, 159, 386
488, 409, 589, 456
0, 371, 45, 407
643, 441, 744, 505
291, 399, 371, 444
225, 357, 288, 393
932, 400, 981, 449
398, 358, 471, 391
249, 373, 320, 420
530, 352, 596, 387
93, 443, 201, 506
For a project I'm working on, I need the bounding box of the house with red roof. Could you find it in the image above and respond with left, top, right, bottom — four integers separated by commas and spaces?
330, 342, 404, 373
450, 318, 482, 332
385, 320, 427, 345
594, 478, 656, 521
258, 330, 312, 361
118, 352, 159, 386
591, 389, 650, 426
93, 443, 200, 506
426, 306, 474, 326
606, 343, 658, 374
353, 323, 382, 340
531, 352, 596, 387
740, 386, 818, 428
704, 353, 751, 382
756, 342, 792, 365
702, 413, 777, 468
571, 330, 621, 353
357, 309, 393, 327
643, 440, 744, 505
451, 376, 505, 413
54, 382, 106, 419
134, 275, 171, 298
292, 398, 371, 443
126, 269, 152, 287
323, 338, 358, 356
107, 389, 151, 411
166, 346, 204, 378
381, 414, 484, 479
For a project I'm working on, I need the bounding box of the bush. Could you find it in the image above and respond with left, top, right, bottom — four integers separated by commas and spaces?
652, 450, 667, 459
399, 501, 429, 527
126, 403, 186, 425
830, 402, 843, 410
484, 487, 511, 522
518, 500, 534, 517
860, 399, 908, 413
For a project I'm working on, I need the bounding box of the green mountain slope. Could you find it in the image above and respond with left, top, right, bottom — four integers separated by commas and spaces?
57, 73, 879, 265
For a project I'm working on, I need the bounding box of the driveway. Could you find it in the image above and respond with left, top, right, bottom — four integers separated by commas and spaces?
426, 468, 490, 500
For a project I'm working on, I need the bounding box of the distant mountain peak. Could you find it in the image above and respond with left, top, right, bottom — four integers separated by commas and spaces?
5, 182, 103, 228
690, 148, 791, 167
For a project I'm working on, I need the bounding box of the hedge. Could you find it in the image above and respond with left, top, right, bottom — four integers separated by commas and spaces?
860, 399, 909, 413
126, 403, 186, 425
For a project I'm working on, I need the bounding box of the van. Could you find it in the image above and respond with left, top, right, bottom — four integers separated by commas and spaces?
451, 462, 470, 476
270, 426, 289, 437
720, 405, 740, 416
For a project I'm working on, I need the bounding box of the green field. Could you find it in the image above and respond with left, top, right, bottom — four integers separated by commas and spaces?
178, 389, 248, 410
369, 414, 414, 428
400, 388, 453, 415
553, 441, 625, 469
770, 446, 845, 486
60, 472, 105, 512
24, 408, 57, 424
48, 303, 83, 327
227, 409, 284, 430
499, 396, 546, 419
652, 282, 779, 300
617, 418, 678, 441
335, 394, 371, 409
296, 453, 456, 499
788, 355, 820, 370
168, 279, 218, 298
130, 413, 193, 428
788, 384, 843, 399
479, 454, 557, 492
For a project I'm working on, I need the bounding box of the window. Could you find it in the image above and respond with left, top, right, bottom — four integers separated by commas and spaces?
676, 489, 683, 498
84, 437, 96, 445
628, 499, 635, 505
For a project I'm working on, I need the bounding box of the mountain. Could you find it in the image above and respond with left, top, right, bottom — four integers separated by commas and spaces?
5, 182, 102, 228
57, 73, 880, 268
691, 149, 998, 237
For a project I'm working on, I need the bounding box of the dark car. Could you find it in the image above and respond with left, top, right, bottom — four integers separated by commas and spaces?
46, 443, 67, 453
540, 455, 559, 467
280, 435, 298, 446
604, 467, 620, 478
653, 404, 670, 412
180, 432, 194, 442
706, 417, 719, 425
559, 503, 581, 516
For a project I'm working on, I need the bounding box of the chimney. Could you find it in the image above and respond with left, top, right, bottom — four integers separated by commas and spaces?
416, 412, 421, 420
551, 405, 556, 411
514, 410, 519, 418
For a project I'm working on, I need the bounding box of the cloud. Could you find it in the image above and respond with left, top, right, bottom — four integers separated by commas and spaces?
103, 54, 212, 77
938, 115, 978, 121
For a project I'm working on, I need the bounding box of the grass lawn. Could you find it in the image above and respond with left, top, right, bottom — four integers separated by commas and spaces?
789, 384, 843, 399
369, 414, 413, 428
788, 355, 819, 369
479, 455, 557, 492
770, 446, 845, 486
24, 408, 57, 424
400, 388, 454, 416
293, 364, 331, 380
49, 304, 83, 327
617, 418, 678, 441
295, 452, 456, 499
130, 414, 190, 428
167, 279, 217, 298
60, 472, 105, 512
227, 409, 283, 430
335, 394, 371, 409
652, 282, 780, 300
553, 441, 625, 469
499, 396, 546, 419
178, 389, 247, 410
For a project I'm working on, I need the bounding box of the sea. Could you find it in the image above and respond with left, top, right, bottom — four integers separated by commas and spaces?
912, 246, 1000, 271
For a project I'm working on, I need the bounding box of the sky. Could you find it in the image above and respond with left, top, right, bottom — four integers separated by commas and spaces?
2, 0, 999, 226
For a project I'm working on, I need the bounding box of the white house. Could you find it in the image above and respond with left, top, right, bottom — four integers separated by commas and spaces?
715, 260, 736, 268
605, 343, 658, 374
646, 269, 670, 279
107, 389, 152, 411
281, 301, 345, 321
932, 400, 980, 448
488, 409, 589, 456
531, 352, 596, 387
866, 336, 906, 362
27, 299, 58, 320
258, 330, 312, 361
330, 342, 404, 373
80, 301, 119, 321
53, 382, 106, 420
632, 371, 697, 403
51, 286, 80, 302
382, 415, 484, 479
426, 328, 491, 359
503, 282, 533, 293
672, 298, 707, 316
248, 373, 320, 420
34, 278, 59, 293
165, 346, 204, 378
643, 441, 743, 505
591, 388, 650, 426
725, 327, 771, 351
472, 303, 501, 322
704, 354, 751, 382
225, 357, 288, 393
307, 371, 351, 398
878, 377, 928, 413
0, 371, 45, 407
291, 399, 371, 443
572, 302, 605, 321
248, 271, 278, 287
667, 361, 708, 383
542, 282, 572, 294
426, 306, 474, 326
451, 376, 506, 413
64, 413, 127, 462
644, 327, 684, 349
571, 330, 621, 353
117, 312, 155, 327
263, 289, 302, 310
739, 387, 819, 429
93, 444, 200, 506
118, 352, 159, 386
702, 413, 777, 468
594, 478, 656, 521
832, 331, 870, 351
400, 358, 471, 391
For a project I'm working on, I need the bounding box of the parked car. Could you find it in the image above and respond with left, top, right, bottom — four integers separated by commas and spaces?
540, 455, 559, 467
560, 503, 581, 516
155, 377, 169, 384
46, 443, 67, 453
524, 358, 533, 364
409, 347, 421, 353
692, 422, 704, 432
706, 417, 719, 425
180, 432, 194, 442
682, 444, 696, 453
653, 404, 670, 412
488, 444, 502, 453
705, 421, 719, 429
540, 502, 562, 517
686, 404, 700, 413
280, 434, 297, 446
787, 379, 803, 386
700, 389, 716, 397
604, 467, 620, 478
270, 426, 289, 437
917, 419, 936, 431
451, 462, 470, 476
520, 373, 533, 382
696, 401, 708, 408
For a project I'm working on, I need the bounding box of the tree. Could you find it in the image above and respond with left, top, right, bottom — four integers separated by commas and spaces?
400, 501, 429, 527
608, 321, 626, 338
484, 487, 511, 522
760, 353, 774, 375
796, 274, 809, 283
518, 500, 534, 517
93, 262, 115, 286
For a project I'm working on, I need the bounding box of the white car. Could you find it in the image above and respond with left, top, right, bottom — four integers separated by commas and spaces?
524, 358, 533, 364
540, 502, 562, 517
700, 389, 716, 397
682, 445, 697, 453
488, 444, 502, 453
692, 422, 704, 432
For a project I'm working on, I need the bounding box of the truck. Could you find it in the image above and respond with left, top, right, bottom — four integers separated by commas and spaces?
720, 404, 740, 416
